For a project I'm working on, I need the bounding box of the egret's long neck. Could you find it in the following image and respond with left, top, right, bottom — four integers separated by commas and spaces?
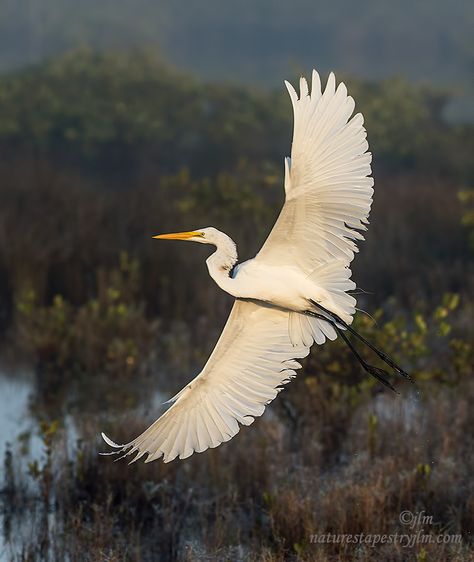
206, 234, 238, 295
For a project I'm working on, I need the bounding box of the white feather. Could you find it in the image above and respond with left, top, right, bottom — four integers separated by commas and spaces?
103, 301, 310, 463
256, 71, 373, 299
101, 69, 375, 464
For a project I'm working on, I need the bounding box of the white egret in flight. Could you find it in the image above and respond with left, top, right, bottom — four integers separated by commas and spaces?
102, 70, 411, 464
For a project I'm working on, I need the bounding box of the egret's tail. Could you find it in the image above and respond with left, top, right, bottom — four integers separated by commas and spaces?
288, 311, 337, 346
288, 260, 356, 347
308, 260, 357, 324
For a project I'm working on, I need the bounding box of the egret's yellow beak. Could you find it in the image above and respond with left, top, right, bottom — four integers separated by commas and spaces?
153, 231, 202, 240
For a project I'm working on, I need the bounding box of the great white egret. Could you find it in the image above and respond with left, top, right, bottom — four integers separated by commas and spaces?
101, 69, 411, 464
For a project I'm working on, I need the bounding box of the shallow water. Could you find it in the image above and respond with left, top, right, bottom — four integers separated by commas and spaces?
0, 362, 169, 469
0, 368, 43, 466
0, 361, 170, 559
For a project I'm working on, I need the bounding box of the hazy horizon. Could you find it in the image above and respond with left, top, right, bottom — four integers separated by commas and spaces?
1, 0, 472, 120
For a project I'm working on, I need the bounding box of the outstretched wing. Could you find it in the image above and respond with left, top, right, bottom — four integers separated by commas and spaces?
102, 300, 309, 463
256, 70, 373, 272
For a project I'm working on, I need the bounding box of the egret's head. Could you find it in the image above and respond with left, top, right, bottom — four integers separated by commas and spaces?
153, 227, 222, 245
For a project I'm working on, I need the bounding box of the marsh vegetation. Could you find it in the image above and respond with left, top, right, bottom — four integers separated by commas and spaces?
0, 51, 473, 561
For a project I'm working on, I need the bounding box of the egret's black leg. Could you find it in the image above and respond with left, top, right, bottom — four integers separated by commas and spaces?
335, 328, 399, 393
310, 301, 413, 383
305, 310, 399, 393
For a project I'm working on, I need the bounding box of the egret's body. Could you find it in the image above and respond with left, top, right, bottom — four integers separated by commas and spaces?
102, 70, 410, 464
207, 242, 336, 319
232, 261, 328, 312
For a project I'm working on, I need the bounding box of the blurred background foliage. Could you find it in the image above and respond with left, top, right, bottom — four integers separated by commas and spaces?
0, 49, 472, 335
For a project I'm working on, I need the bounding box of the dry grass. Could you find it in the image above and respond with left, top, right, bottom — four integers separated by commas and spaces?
1, 355, 473, 561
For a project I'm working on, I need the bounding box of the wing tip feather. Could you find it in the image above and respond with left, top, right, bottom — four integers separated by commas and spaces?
101, 432, 123, 448
285, 80, 299, 106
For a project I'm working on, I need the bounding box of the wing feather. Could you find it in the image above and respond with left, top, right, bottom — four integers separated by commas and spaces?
102, 300, 310, 463
256, 70, 373, 273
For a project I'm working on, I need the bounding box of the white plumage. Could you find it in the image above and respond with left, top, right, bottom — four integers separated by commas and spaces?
257, 71, 373, 270
104, 301, 309, 462
102, 69, 376, 463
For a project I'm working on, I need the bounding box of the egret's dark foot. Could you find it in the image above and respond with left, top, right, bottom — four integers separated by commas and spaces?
373, 349, 412, 382
364, 364, 399, 394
